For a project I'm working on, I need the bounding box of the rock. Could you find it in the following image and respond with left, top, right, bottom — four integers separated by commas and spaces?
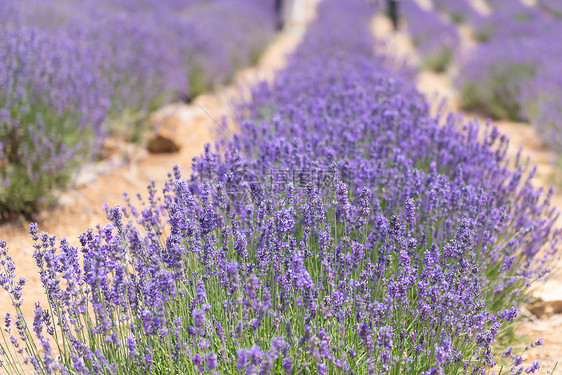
57, 192, 78, 210
147, 116, 183, 154
73, 166, 99, 187
101, 138, 120, 160
534, 279, 562, 302
528, 300, 562, 319
72, 163, 110, 188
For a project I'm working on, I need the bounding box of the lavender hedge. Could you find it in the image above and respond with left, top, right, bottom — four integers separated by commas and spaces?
0, 0, 558, 373
432, 0, 479, 25
457, 2, 562, 152
400, 1, 459, 72
0, 0, 275, 221
400, 0, 562, 153
0, 27, 108, 220
540, 0, 562, 18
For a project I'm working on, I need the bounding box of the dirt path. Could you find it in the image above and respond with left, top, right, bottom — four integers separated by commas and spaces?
0, 0, 321, 323
372, 9, 562, 371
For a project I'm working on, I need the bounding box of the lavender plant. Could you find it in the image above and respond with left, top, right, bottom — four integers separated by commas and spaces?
0, 0, 276, 221
540, 0, 562, 18
0, 0, 558, 373
456, 38, 538, 121
0, 170, 549, 373
432, 0, 478, 24
520, 67, 562, 153
400, 1, 459, 72
471, 1, 544, 42
457, 1, 562, 151
0, 28, 108, 221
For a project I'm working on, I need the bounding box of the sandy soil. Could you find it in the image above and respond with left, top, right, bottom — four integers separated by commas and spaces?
372, 8, 562, 371
0, 0, 321, 326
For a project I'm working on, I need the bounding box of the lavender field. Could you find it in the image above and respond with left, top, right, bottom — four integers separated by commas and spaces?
0, 0, 275, 221
0, 0, 561, 373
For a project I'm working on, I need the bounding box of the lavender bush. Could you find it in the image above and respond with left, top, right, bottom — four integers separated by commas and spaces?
540, 0, 562, 18
432, 0, 478, 24
404, 0, 562, 155
457, 1, 562, 152
0, 28, 108, 221
0, 0, 558, 373
520, 66, 562, 152
0, 0, 275, 221
456, 38, 538, 121
401, 1, 459, 72
471, 2, 544, 42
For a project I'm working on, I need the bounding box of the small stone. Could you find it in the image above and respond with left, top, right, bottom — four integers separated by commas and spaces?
57, 193, 77, 209
101, 138, 119, 160
528, 300, 562, 319
147, 116, 183, 154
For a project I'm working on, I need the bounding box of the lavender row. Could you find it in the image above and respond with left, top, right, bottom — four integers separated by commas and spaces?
400, 1, 459, 72
432, 0, 481, 25
395, 0, 562, 154
0, 0, 276, 221
0, 0, 558, 373
539, 0, 562, 17
456, 1, 562, 152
